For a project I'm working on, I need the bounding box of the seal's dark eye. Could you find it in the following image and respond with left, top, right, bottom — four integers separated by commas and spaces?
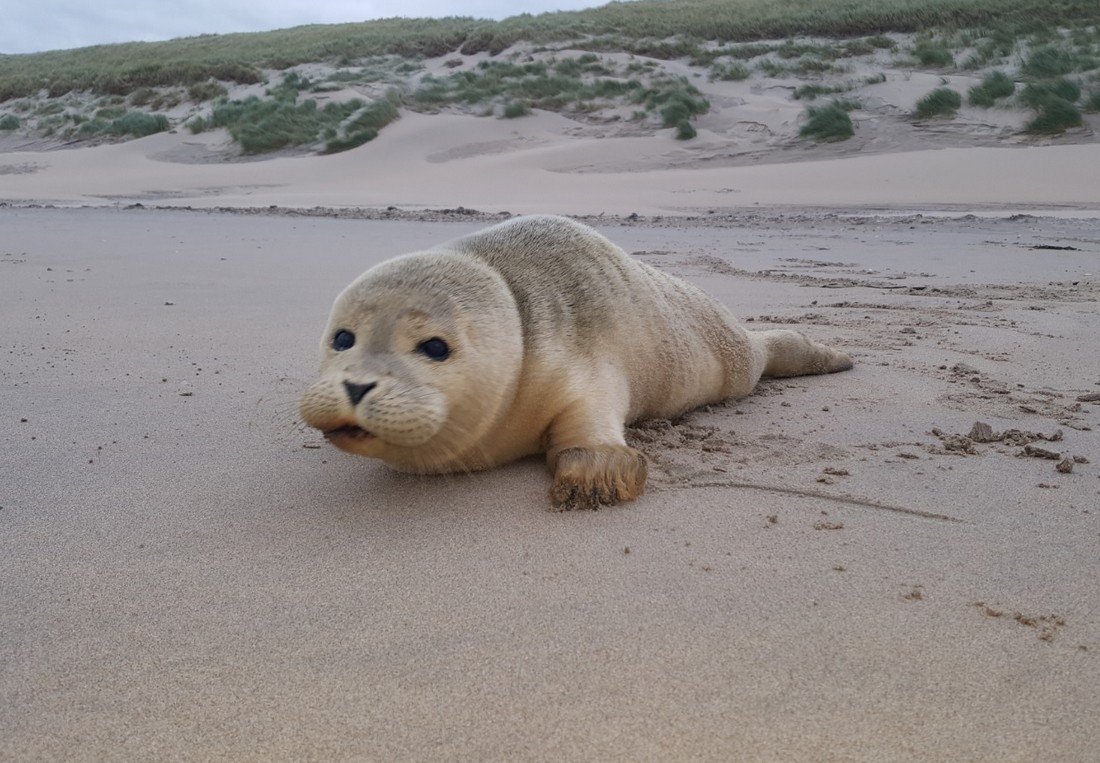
418, 337, 450, 361
332, 329, 355, 351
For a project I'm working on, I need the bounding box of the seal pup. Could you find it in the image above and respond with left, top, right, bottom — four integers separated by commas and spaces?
300, 215, 852, 510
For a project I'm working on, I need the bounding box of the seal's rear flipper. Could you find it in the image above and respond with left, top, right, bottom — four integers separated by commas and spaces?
755, 329, 853, 378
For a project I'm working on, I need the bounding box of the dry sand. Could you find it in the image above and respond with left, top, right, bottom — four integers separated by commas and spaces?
3, 111, 1100, 215
2, 201, 1098, 759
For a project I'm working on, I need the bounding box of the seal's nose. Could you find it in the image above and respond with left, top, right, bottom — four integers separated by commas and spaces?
343, 380, 376, 406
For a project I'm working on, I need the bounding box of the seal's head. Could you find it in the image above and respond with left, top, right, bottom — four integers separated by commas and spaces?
299, 251, 524, 473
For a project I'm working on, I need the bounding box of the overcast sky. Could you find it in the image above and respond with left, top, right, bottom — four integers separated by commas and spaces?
3, 0, 614, 55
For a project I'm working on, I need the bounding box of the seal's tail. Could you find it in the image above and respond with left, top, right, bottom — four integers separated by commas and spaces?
754, 329, 853, 378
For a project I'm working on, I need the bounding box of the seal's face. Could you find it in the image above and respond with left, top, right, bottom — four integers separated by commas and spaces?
299, 252, 523, 473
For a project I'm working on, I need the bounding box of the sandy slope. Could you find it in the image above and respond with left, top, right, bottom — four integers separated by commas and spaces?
1, 208, 1097, 759
2, 110, 1100, 215
4, 35, 1100, 216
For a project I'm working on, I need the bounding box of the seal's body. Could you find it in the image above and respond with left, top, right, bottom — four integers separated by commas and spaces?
300, 215, 852, 509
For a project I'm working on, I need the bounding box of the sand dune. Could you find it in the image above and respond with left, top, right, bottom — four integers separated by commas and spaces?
2, 110, 1099, 215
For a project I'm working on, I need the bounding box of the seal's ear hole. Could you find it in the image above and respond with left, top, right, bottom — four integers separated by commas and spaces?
417, 337, 450, 361
332, 329, 356, 351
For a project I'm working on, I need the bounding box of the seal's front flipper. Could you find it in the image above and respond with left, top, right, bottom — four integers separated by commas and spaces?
543, 374, 645, 510
548, 445, 648, 510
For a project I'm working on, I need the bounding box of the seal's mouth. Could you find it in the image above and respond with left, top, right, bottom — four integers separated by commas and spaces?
323, 424, 375, 441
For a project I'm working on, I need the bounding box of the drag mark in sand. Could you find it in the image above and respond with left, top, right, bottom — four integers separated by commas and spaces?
625, 415, 961, 522
673, 478, 965, 524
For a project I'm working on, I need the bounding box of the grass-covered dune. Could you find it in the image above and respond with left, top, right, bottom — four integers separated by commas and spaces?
1, 0, 1097, 157
1, 0, 1097, 100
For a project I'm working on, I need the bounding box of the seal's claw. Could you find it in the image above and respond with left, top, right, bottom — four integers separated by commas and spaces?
549, 445, 647, 511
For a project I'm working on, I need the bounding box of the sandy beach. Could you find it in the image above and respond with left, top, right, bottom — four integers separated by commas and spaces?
6, 15, 1100, 751
2, 193, 1098, 758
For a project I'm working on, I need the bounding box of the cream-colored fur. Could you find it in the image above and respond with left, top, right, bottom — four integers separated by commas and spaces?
300, 215, 852, 509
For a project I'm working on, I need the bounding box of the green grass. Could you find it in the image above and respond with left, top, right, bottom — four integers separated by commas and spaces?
0, 114, 19, 130
1020, 78, 1081, 107
1018, 78, 1084, 133
864, 35, 898, 50
0, 19, 469, 101
553, 53, 614, 77
129, 87, 156, 106
1024, 97, 1083, 132
321, 130, 379, 153
412, 59, 645, 112
410, 59, 705, 130
190, 96, 361, 153
758, 57, 844, 77
776, 41, 843, 60
912, 41, 955, 67
340, 98, 398, 133
187, 93, 401, 154
799, 101, 854, 141
108, 111, 169, 136
187, 80, 228, 102
961, 25, 1018, 68
636, 78, 710, 126
231, 100, 326, 153
501, 100, 530, 118
692, 43, 778, 65
2, 1, 1097, 102
181, 69, 405, 155
1021, 46, 1076, 78
840, 39, 875, 56
267, 71, 312, 100
675, 120, 697, 139
1014, 38, 1095, 134
913, 87, 962, 118
94, 106, 126, 120
77, 110, 169, 138
968, 70, 1015, 105
709, 62, 750, 81
793, 83, 853, 100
